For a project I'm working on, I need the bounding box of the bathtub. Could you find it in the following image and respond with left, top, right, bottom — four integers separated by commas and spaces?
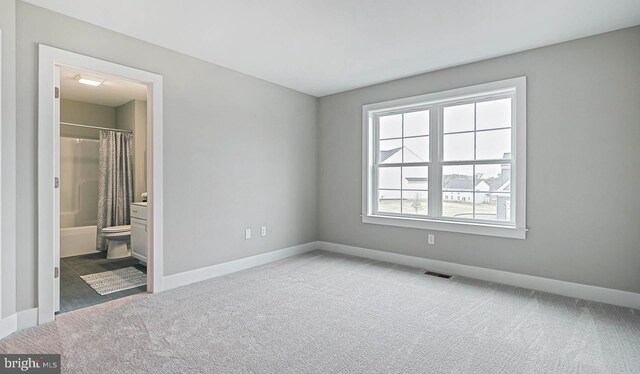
60, 225, 100, 258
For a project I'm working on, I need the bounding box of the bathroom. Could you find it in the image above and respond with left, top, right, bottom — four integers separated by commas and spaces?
58, 66, 150, 313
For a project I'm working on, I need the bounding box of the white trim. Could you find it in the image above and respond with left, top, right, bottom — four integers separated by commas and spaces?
363, 78, 524, 113
317, 241, 640, 310
362, 215, 526, 239
362, 77, 527, 239
0, 29, 4, 321
163, 242, 318, 291
0, 308, 39, 340
38, 45, 164, 325
17, 308, 38, 330
0, 314, 16, 340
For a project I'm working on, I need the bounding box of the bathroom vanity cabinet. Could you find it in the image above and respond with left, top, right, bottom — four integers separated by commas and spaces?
131, 203, 148, 264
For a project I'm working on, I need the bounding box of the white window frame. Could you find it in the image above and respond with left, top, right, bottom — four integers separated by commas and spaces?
362, 77, 527, 239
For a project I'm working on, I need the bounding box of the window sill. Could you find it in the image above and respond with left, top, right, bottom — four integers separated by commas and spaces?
362, 214, 527, 239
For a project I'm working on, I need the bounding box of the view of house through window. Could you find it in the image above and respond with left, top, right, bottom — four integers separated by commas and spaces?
441, 162, 511, 221
369, 81, 522, 230
440, 97, 512, 222
377, 109, 429, 216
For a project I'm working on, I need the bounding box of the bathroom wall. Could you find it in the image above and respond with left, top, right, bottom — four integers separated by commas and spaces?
60, 99, 117, 139
60, 98, 115, 229
15, 1, 317, 311
116, 99, 147, 202
61, 99, 116, 128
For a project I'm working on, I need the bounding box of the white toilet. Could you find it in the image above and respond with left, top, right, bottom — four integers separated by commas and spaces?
102, 225, 132, 259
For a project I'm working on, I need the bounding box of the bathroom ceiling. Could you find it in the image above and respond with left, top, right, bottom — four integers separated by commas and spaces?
60, 66, 147, 107
26, 0, 640, 97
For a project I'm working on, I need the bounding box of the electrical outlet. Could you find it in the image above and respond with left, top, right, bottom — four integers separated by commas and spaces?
261, 226, 267, 237
245, 228, 252, 239
428, 234, 435, 245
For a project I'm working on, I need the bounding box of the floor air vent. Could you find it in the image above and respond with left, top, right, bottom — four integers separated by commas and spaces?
424, 271, 452, 279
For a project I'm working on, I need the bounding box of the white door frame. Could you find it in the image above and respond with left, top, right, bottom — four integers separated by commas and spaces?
0, 29, 4, 322
37, 45, 164, 324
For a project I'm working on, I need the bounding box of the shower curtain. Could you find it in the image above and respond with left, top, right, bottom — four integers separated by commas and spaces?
96, 130, 133, 251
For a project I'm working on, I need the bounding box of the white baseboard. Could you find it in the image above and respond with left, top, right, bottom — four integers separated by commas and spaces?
0, 308, 39, 340
317, 241, 640, 310
163, 242, 318, 291
0, 314, 17, 340
17, 308, 39, 330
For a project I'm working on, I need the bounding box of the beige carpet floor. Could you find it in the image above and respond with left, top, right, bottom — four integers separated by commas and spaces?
1, 250, 639, 373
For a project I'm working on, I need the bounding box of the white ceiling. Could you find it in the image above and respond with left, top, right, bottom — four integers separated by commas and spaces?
26, 0, 640, 97
60, 66, 147, 107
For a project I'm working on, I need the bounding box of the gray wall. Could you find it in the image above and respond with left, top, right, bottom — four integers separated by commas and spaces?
116, 100, 147, 201
115, 100, 134, 132
61, 99, 116, 139
134, 100, 147, 202
61, 99, 116, 128
1, 0, 17, 318
318, 26, 640, 293
16, 2, 317, 310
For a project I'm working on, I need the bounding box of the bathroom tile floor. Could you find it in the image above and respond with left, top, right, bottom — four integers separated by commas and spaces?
59, 252, 147, 314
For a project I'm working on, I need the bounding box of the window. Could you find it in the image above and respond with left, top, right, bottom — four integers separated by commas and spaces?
362, 77, 526, 239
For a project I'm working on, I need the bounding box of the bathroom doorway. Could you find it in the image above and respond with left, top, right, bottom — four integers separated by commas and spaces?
38, 46, 164, 324
57, 66, 148, 313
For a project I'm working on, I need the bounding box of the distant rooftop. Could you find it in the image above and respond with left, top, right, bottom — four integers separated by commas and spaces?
405, 177, 427, 182
444, 179, 474, 190
379, 147, 402, 163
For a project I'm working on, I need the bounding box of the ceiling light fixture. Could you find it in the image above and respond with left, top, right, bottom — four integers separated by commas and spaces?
75, 75, 104, 86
